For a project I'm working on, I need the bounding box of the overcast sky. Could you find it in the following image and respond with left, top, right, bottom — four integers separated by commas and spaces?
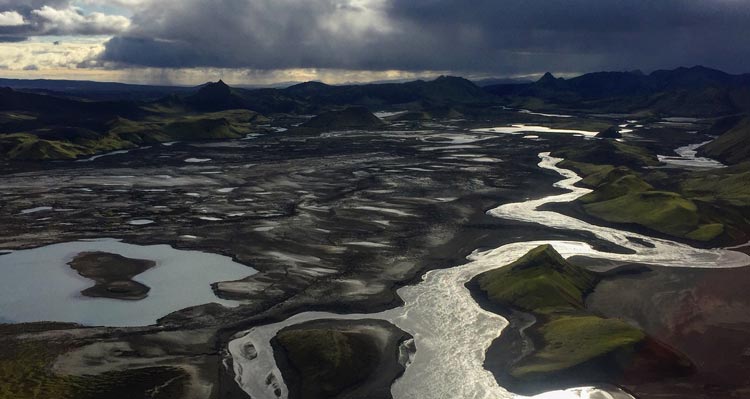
0, 0, 749, 85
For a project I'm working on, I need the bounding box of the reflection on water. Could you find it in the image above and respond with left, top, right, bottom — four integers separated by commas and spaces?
229, 152, 749, 399
472, 124, 598, 137
657, 141, 725, 169
0, 238, 255, 327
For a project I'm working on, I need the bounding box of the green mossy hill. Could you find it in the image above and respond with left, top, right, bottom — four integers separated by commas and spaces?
473, 245, 689, 385
477, 244, 598, 314
0, 134, 93, 160
0, 109, 266, 161
275, 328, 379, 399
0, 339, 187, 399
564, 159, 750, 243
301, 107, 385, 131
583, 190, 708, 239
698, 116, 750, 165
513, 315, 645, 378
556, 161, 616, 187
680, 163, 750, 206
552, 140, 662, 169
578, 168, 653, 203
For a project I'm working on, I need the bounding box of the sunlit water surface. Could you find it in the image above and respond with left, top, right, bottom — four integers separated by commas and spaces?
228, 152, 749, 399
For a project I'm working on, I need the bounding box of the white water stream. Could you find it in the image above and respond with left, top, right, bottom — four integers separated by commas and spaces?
657, 140, 725, 169
228, 153, 749, 399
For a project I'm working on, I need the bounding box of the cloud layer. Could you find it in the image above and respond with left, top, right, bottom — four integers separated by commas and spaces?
1, 0, 750, 81
0, 1, 130, 41
98, 0, 750, 75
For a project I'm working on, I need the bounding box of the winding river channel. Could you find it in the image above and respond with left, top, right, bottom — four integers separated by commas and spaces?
228, 152, 750, 399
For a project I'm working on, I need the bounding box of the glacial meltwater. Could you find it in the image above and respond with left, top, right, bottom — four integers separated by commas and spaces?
228, 153, 749, 399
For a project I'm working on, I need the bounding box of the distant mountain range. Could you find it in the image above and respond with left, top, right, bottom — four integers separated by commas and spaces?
486, 66, 750, 117
4, 65, 750, 116
178, 75, 496, 114
0, 78, 195, 101
1, 66, 750, 162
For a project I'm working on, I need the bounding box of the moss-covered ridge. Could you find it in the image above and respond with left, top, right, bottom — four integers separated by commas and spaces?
272, 320, 409, 399
575, 168, 721, 240
557, 145, 750, 244
474, 245, 688, 385
276, 328, 378, 399
698, 116, 750, 165
0, 109, 267, 161
478, 244, 597, 315
552, 140, 662, 169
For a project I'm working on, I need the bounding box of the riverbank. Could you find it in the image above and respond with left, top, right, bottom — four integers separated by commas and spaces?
228, 152, 748, 399
468, 245, 693, 395
548, 141, 750, 247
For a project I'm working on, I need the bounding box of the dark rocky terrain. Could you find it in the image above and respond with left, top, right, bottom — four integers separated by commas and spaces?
1, 66, 749, 399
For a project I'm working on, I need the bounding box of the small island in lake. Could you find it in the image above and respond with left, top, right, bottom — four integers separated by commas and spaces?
67, 252, 156, 300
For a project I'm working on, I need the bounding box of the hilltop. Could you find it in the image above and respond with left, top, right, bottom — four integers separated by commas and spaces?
486, 66, 750, 117
301, 107, 384, 131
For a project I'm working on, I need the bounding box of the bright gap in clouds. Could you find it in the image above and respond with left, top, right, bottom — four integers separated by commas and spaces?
0, 10, 25, 26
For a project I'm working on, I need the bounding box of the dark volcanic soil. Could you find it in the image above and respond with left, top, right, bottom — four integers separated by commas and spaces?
1, 113, 736, 398
0, 115, 617, 398
68, 251, 156, 300
586, 262, 750, 399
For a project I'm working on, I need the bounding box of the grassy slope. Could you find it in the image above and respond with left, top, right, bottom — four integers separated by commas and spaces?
476, 245, 646, 379
0, 339, 186, 399
583, 190, 705, 238
555, 142, 750, 243
698, 116, 750, 165
553, 140, 662, 169
0, 109, 266, 161
275, 328, 378, 399
478, 245, 597, 314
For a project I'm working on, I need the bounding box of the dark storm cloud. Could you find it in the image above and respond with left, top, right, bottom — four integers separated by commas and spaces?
100, 0, 750, 74
0, 0, 68, 13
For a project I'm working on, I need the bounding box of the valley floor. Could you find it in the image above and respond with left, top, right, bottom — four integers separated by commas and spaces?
0, 113, 748, 399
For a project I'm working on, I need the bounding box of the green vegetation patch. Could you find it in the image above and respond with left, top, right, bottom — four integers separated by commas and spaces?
558, 152, 745, 243
557, 160, 615, 188
512, 315, 645, 378
583, 191, 701, 237
474, 245, 648, 382
685, 223, 725, 241
699, 117, 750, 165
578, 169, 653, 203
0, 133, 93, 160
552, 140, 662, 168
0, 106, 268, 160
276, 328, 379, 399
680, 164, 750, 206
0, 339, 187, 399
478, 244, 597, 314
